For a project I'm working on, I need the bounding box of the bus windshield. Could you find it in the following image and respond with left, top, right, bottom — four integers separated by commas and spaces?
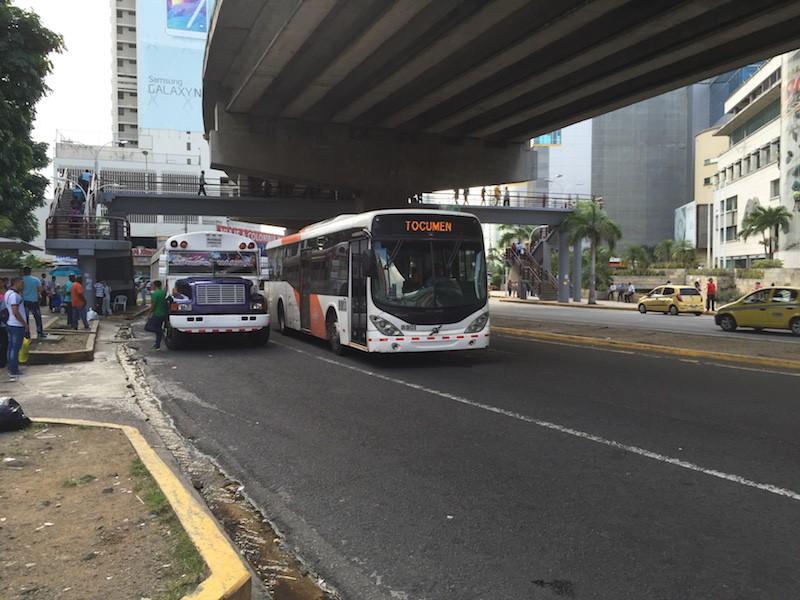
167, 251, 258, 275
372, 239, 486, 308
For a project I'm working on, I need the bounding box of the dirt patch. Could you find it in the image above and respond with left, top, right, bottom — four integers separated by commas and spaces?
492, 316, 800, 362
29, 332, 90, 353
0, 424, 206, 600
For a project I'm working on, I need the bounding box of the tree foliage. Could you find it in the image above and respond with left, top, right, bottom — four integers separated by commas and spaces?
562, 201, 621, 304
654, 239, 675, 263
739, 205, 793, 259
0, 2, 63, 241
670, 239, 696, 268
622, 244, 651, 269
497, 224, 546, 249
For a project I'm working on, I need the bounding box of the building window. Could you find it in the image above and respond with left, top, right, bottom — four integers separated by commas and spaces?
118, 108, 124, 115
771, 140, 780, 163
186, 158, 192, 165
753, 151, 760, 170
703, 176, 712, 186
116, 26, 123, 34
770, 179, 780, 198
720, 196, 738, 243
119, 124, 125, 132
186, 142, 191, 151
530, 130, 562, 146
117, 91, 124, 100
117, 59, 123, 67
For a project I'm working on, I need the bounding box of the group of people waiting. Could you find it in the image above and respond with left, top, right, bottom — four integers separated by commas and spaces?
608, 282, 637, 303
0, 268, 117, 381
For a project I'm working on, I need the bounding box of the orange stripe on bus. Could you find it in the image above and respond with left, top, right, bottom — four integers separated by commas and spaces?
309, 294, 327, 339
281, 233, 301, 245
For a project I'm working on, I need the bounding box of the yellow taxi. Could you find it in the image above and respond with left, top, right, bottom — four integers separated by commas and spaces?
637, 285, 704, 316
715, 286, 800, 335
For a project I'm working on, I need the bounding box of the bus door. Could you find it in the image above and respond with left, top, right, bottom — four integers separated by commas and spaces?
349, 239, 369, 346
300, 248, 312, 331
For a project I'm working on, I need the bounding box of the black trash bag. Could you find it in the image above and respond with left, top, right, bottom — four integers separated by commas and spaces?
0, 398, 32, 432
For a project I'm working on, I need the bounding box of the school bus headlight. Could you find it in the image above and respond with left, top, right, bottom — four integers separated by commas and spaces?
465, 313, 489, 333
369, 315, 401, 336
175, 303, 192, 312
250, 302, 264, 311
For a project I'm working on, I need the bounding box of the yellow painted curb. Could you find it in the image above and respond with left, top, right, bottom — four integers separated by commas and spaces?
31, 418, 251, 600
492, 326, 800, 371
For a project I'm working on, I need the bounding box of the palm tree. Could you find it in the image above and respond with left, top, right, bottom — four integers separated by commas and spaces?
497, 224, 544, 249
739, 205, 793, 259
670, 239, 696, 268
654, 239, 675, 264
622, 244, 650, 269
562, 201, 622, 304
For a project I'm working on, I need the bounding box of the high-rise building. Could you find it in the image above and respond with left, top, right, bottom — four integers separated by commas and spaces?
535, 66, 763, 251
706, 53, 800, 268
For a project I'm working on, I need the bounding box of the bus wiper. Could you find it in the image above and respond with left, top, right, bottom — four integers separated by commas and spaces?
386, 240, 403, 270
445, 240, 461, 271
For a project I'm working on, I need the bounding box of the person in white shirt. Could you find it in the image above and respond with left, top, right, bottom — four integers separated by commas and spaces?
5, 277, 28, 379
102, 282, 112, 316
94, 280, 106, 312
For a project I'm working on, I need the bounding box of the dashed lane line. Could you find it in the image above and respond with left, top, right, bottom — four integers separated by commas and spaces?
272, 340, 800, 503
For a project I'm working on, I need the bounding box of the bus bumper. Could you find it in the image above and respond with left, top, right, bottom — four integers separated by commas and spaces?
169, 313, 269, 333
365, 331, 490, 352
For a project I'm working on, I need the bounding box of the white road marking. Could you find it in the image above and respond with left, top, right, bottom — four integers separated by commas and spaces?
273, 340, 800, 503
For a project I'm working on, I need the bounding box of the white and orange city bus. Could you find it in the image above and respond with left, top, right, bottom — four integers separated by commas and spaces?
263, 210, 489, 353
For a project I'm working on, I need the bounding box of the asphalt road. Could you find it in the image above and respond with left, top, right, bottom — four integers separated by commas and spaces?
132, 323, 800, 600
491, 299, 800, 344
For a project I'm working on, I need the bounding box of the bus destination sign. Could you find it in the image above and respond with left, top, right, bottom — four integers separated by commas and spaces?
373, 214, 481, 238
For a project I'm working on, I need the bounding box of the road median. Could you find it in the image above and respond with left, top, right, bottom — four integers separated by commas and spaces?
492, 323, 800, 371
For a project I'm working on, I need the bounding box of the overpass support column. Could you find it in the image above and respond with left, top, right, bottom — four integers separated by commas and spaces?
557, 230, 570, 303
572, 238, 583, 303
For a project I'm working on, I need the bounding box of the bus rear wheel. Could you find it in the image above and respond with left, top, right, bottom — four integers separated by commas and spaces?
164, 324, 185, 350
327, 313, 344, 355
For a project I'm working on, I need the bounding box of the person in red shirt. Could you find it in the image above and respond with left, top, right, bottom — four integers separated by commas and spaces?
706, 277, 717, 312
71, 276, 90, 330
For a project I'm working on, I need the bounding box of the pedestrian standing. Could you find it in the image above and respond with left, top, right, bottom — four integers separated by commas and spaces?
480, 186, 487, 205
503, 186, 511, 206
94, 279, 106, 312
71, 276, 90, 330
5, 277, 28, 381
39, 273, 48, 306
462, 188, 469, 205
22, 267, 46, 339
102, 281, 113, 316
48, 276, 57, 311
198, 170, 207, 196
64, 274, 75, 327
493, 185, 501, 206
706, 277, 717, 312
625, 282, 635, 303
0, 278, 8, 370
453, 189, 459, 204
139, 280, 148, 306
148, 280, 168, 350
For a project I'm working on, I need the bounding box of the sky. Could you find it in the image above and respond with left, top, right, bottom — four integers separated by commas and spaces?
14, 0, 113, 150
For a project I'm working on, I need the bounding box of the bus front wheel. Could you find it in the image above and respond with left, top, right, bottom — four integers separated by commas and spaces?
327, 313, 344, 355
277, 301, 288, 335
164, 324, 184, 350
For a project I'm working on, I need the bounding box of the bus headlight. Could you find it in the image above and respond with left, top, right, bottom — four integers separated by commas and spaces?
250, 302, 264, 311
464, 313, 489, 333
369, 315, 401, 336
176, 303, 192, 312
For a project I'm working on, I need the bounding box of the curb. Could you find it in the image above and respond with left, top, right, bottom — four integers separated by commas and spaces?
492, 326, 800, 371
32, 417, 251, 600
498, 297, 638, 312
27, 320, 99, 364
496, 297, 718, 315
126, 305, 150, 320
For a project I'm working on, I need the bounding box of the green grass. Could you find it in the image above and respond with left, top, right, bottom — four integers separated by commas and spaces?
62, 474, 97, 487
129, 458, 206, 600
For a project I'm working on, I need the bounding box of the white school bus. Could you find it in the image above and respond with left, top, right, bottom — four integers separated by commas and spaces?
263, 210, 489, 353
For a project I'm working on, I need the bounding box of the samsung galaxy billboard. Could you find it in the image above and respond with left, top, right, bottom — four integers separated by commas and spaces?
136, 0, 215, 132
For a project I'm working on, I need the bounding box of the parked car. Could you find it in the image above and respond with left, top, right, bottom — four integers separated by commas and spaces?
715, 287, 800, 335
638, 285, 704, 316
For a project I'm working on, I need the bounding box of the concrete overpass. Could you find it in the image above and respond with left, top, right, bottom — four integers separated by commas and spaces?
101, 188, 581, 230
204, 0, 800, 205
